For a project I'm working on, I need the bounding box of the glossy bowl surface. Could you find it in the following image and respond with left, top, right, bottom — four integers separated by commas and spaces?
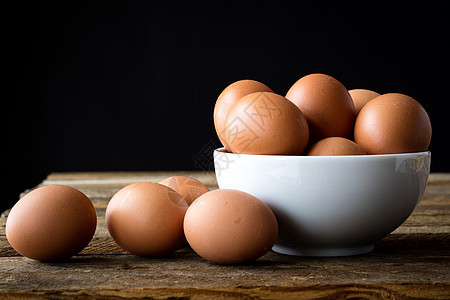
214, 149, 431, 256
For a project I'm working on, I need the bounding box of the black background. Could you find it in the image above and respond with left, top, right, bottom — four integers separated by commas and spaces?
3, 2, 449, 211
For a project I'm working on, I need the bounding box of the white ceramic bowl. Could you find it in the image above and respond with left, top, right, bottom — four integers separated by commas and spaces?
214, 148, 431, 257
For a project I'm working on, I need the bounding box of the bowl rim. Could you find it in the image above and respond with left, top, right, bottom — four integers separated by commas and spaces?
214, 147, 430, 159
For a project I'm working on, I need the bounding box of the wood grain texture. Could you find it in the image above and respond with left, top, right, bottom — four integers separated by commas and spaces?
1, 171, 449, 299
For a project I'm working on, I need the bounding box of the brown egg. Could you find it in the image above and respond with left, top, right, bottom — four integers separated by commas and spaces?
159, 176, 209, 205
6, 185, 97, 261
354, 93, 432, 154
307, 137, 366, 156
184, 189, 278, 264
285, 73, 356, 143
214, 80, 273, 151
223, 92, 309, 155
348, 89, 381, 115
105, 182, 188, 256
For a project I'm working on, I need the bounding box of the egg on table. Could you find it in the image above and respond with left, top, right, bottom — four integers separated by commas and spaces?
6, 185, 97, 261
159, 175, 209, 205
183, 189, 278, 264
106, 182, 188, 256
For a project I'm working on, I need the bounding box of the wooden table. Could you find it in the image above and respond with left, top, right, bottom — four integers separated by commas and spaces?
1, 171, 449, 299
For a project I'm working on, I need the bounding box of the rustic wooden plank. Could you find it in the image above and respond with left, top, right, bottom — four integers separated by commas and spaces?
0, 248, 448, 299
2, 227, 447, 257
43, 171, 219, 188
426, 173, 450, 185
0, 245, 449, 296
1, 172, 449, 299
0, 284, 448, 300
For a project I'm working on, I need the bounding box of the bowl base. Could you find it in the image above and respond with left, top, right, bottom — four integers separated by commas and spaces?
272, 243, 375, 257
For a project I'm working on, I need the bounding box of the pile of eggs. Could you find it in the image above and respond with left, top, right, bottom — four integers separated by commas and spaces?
6, 176, 278, 265
5, 73, 433, 265
105, 177, 277, 264
214, 73, 432, 156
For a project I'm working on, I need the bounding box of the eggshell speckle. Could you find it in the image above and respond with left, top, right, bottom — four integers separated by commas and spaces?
106, 182, 188, 257
214, 80, 273, 151
354, 93, 432, 154
307, 137, 366, 156
159, 176, 209, 205
286, 73, 356, 143
184, 189, 278, 264
223, 92, 309, 155
6, 185, 97, 261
